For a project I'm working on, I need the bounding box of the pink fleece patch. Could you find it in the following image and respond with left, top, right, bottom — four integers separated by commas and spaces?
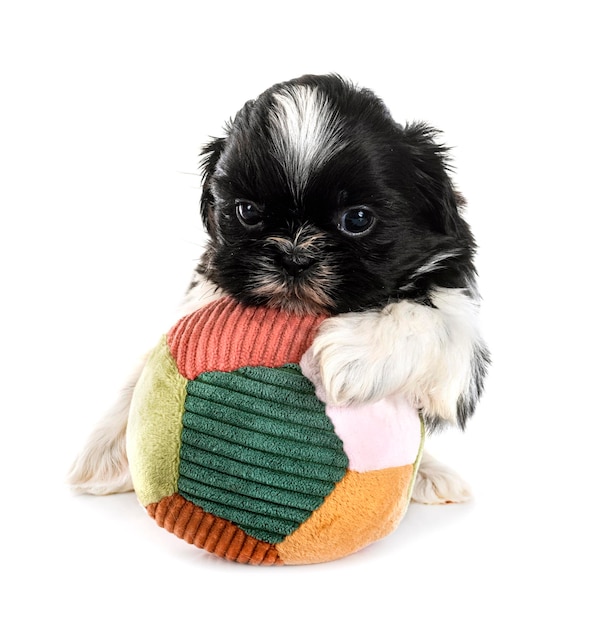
299, 348, 422, 472
326, 396, 421, 472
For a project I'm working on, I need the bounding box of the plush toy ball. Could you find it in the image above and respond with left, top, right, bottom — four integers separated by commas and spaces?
127, 297, 424, 565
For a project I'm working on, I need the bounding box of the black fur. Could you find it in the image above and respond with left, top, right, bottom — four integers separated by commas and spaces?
196, 74, 478, 315
190, 73, 489, 427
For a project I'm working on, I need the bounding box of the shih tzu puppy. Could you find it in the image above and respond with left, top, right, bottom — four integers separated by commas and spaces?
69, 74, 489, 505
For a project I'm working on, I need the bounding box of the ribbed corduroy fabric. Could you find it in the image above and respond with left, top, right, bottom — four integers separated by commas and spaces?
145, 297, 347, 562
178, 364, 348, 543
148, 494, 281, 565
167, 297, 327, 379
129, 297, 424, 565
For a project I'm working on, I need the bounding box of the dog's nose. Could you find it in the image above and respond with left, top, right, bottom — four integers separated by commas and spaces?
280, 254, 314, 277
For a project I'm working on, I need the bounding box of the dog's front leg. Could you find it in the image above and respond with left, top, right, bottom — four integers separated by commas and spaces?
310, 288, 488, 504
311, 287, 488, 427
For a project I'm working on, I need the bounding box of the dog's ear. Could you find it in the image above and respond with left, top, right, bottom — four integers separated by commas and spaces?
199, 136, 227, 238
401, 122, 466, 237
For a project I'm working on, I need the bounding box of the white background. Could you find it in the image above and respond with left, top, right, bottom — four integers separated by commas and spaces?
2, 1, 598, 624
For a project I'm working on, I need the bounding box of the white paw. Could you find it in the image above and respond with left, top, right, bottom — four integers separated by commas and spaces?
310, 309, 397, 406
310, 291, 486, 424
411, 453, 472, 504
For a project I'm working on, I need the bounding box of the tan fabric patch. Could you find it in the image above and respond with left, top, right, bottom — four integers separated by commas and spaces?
277, 465, 415, 565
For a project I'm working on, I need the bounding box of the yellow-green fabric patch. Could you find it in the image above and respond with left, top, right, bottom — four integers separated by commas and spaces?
126, 336, 187, 506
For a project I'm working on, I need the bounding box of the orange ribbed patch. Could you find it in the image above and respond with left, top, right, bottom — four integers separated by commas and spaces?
147, 495, 282, 565
167, 297, 327, 379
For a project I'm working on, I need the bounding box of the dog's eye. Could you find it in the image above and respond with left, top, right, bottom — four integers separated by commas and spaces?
339, 207, 376, 236
235, 200, 263, 227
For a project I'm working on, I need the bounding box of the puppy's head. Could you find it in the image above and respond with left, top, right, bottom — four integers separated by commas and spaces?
199, 74, 476, 315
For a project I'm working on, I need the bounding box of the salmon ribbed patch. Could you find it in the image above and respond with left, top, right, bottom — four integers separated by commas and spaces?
167, 297, 326, 379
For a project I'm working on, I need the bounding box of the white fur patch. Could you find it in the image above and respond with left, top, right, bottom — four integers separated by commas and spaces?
67, 360, 143, 495
269, 85, 347, 197
176, 271, 225, 317
311, 287, 485, 424
411, 451, 472, 504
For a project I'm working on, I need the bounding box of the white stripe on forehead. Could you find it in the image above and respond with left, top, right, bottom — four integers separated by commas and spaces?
268, 85, 347, 198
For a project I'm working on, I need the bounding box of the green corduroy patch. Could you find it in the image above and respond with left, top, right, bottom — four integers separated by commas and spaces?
178, 364, 348, 544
